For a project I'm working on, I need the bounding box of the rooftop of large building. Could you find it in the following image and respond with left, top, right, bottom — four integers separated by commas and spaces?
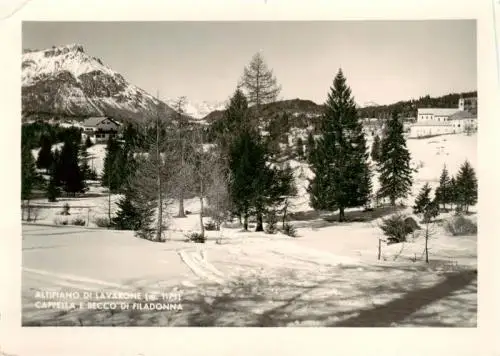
417, 108, 461, 116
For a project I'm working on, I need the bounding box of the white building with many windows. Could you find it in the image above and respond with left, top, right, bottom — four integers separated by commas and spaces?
416, 108, 461, 123
410, 97, 477, 138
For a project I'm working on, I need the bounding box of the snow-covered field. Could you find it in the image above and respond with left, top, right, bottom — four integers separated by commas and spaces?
22, 133, 477, 326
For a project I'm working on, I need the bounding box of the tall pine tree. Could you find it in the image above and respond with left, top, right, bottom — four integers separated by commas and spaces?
21, 144, 40, 221
455, 160, 478, 213
371, 134, 381, 163
112, 187, 142, 230
229, 126, 268, 230
448, 176, 458, 210
21, 144, 37, 202
296, 137, 304, 159
46, 161, 60, 202
377, 111, 413, 206
59, 139, 86, 196
308, 69, 371, 222
306, 131, 316, 163
214, 88, 250, 158
101, 136, 122, 192
270, 162, 297, 228
36, 135, 53, 172
78, 143, 93, 182
85, 136, 93, 148
435, 165, 452, 210
413, 183, 439, 223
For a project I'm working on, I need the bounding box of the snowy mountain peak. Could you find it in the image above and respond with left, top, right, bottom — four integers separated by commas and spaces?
22, 44, 116, 87
22, 44, 177, 122
362, 101, 380, 108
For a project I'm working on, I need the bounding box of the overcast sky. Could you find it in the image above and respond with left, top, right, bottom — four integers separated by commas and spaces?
22, 21, 477, 106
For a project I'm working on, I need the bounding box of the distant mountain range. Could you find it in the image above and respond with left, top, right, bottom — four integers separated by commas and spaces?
165, 98, 229, 120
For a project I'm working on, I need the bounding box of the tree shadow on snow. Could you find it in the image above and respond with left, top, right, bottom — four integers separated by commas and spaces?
332, 269, 477, 327
290, 206, 404, 230
21, 264, 477, 327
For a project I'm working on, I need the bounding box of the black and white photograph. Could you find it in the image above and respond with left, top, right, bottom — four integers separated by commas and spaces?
19, 19, 479, 327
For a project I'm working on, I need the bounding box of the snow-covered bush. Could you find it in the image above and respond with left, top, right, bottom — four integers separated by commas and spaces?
53, 216, 68, 225
94, 217, 110, 228
71, 217, 86, 226
204, 221, 218, 231
185, 232, 206, 243
445, 215, 477, 236
60, 203, 71, 216
283, 223, 297, 237
379, 213, 416, 244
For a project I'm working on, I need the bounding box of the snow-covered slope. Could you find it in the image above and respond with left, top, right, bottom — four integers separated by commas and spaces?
22, 44, 178, 122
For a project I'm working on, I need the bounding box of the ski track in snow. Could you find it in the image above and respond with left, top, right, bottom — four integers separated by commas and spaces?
178, 249, 225, 285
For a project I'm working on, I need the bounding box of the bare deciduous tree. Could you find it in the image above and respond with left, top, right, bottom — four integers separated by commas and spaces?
240, 52, 281, 111
129, 101, 178, 242
172, 96, 191, 218
423, 219, 437, 264
186, 128, 230, 239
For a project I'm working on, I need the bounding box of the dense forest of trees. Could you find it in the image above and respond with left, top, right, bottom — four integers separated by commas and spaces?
22, 121, 83, 150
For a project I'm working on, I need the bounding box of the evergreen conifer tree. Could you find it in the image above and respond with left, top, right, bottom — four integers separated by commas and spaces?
435, 165, 452, 210
296, 137, 304, 159
214, 88, 250, 157
36, 135, 53, 172
21, 144, 40, 221
307, 69, 371, 222
306, 131, 316, 163
229, 126, 268, 230
449, 176, 457, 210
101, 136, 121, 192
128, 155, 158, 239
378, 111, 413, 206
51, 148, 63, 186
78, 143, 93, 182
413, 183, 439, 223
21, 144, 37, 201
455, 160, 478, 213
85, 136, 93, 148
59, 139, 86, 196
371, 134, 381, 163
360, 163, 373, 209
112, 189, 142, 230
46, 161, 60, 202
122, 123, 139, 151
269, 162, 297, 227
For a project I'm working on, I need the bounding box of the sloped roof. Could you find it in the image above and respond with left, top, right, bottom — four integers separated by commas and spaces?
449, 110, 477, 120
82, 116, 120, 127
412, 120, 453, 127
82, 117, 106, 127
417, 108, 460, 116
